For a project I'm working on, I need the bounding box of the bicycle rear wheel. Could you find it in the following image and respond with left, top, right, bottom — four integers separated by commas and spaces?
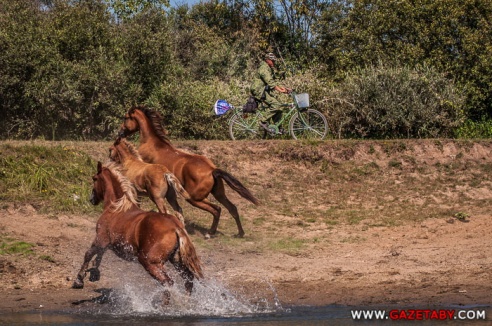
289, 109, 328, 140
228, 111, 263, 140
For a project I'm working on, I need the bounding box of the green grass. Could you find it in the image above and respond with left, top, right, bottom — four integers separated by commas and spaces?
0, 237, 35, 255
0, 144, 98, 214
268, 238, 306, 254
39, 255, 56, 263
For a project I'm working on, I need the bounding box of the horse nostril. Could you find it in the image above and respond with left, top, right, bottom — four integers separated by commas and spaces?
118, 130, 127, 138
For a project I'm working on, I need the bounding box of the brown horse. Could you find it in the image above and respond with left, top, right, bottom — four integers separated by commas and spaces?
72, 161, 203, 300
118, 106, 259, 237
109, 137, 191, 224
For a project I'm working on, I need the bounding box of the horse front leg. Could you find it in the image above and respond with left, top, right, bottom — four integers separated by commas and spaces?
72, 244, 104, 289
88, 248, 106, 282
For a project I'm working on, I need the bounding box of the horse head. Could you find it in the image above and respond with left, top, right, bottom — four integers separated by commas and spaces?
118, 107, 142, 138
91, 161, 139, 212
118, 106, 170, 144
90, 161, 105, 206
108, 137, 122, 163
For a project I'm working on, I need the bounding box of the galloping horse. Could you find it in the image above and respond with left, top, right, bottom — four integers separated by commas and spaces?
119, 106, 259, 237
72, 162, 203, 300
109, 137, 191, 223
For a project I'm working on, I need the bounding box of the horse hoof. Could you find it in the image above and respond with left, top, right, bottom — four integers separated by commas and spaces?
234, 233, 245, 238
152, 291, 171, 308
72, 280, 84, 289
88, 268, 101, 282
204, 233, 211, 240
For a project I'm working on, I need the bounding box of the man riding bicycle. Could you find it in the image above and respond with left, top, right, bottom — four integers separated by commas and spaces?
250, 52, 291, 133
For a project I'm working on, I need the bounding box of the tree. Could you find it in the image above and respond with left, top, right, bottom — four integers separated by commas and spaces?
315, 0, 492, 119
0, 0, 47, 137
104, 0, 169, 20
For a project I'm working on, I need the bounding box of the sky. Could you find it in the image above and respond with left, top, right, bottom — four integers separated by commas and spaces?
170, 0, 203, 7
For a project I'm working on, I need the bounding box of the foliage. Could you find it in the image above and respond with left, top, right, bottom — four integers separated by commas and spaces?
317, 64, 465, 139
105, 0, 170, 20
315, 0, 492, 121
0, 0, 491, 140
455, 119, 492, 139
148, 78, 248, 140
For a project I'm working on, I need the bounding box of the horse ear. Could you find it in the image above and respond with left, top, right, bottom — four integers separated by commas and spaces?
97, 161, 102, 173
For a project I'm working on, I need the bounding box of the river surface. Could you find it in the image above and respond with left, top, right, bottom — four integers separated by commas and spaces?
0, 278, 489, 325
1, 305, 491, 325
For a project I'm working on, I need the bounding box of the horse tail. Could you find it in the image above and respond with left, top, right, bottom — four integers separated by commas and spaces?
165, 173, 191, 201
212, 169, 260, 205
175, 227, 203, 279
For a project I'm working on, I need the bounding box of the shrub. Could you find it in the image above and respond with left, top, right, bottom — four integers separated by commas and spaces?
145, 77, 250, 140
455, 119, 492, 139
316, 64, 465, 139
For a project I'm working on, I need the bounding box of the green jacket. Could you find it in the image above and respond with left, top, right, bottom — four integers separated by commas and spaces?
250, 61, 281, 98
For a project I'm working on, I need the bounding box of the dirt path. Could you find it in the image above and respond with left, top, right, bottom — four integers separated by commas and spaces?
0, 139, 491, 315
0, 208, 490, 313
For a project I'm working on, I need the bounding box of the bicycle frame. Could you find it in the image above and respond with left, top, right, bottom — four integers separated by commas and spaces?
228, 91, 328, 140
229, 94, 296, 131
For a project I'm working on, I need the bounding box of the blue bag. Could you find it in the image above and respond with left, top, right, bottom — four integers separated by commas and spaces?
214, 99, 232, 116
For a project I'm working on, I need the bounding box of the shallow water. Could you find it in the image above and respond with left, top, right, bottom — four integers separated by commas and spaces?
0, 305, 351, 325
2, 305, 491, 326
1, 277, 490, 325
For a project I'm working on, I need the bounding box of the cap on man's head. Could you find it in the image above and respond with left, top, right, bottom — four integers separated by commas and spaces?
265, 52, 277, 61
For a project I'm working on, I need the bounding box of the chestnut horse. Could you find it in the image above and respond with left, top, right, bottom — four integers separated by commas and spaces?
109, 137, 191, 223
72, 162, 203, 300
119, 106, 259, 237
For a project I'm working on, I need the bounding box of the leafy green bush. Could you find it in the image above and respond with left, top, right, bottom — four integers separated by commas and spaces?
316, 64, 465, 139
455, 119, 492, 139
145, 77, 250, 140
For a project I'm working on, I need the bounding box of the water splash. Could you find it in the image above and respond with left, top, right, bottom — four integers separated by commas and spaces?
83, 271, 285, 318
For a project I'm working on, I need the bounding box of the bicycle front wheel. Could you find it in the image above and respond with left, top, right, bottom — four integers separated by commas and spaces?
228, 111, 263, 140
289, 109, 329, 140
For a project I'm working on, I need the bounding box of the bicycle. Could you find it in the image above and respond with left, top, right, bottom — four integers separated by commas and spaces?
227, 92, 329, 140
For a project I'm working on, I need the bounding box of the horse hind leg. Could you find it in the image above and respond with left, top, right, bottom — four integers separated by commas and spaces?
138, 253, 174, 305
164, 184, 185, 225
212, 180, 244, 237
172, 260, 195, 295
187, 198, 221, 237
149, 186, 169, 214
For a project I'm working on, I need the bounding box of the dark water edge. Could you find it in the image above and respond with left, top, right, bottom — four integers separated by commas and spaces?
0, 305, 490, 326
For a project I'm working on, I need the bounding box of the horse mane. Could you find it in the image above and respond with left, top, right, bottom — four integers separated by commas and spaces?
120, 139, 143, 162
130, 106, 172, 145
103, 162, 139, 212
